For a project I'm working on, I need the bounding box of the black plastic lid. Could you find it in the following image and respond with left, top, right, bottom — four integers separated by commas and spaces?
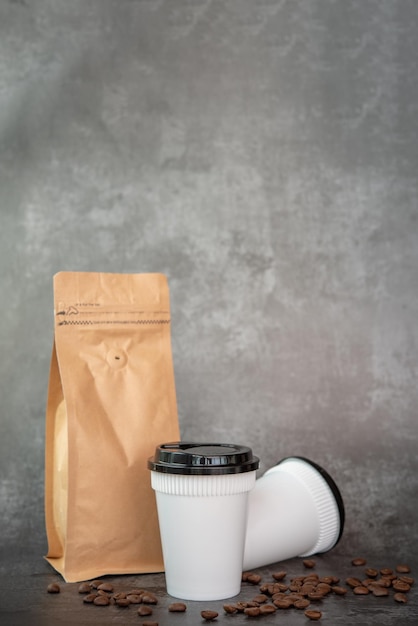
148, 442, 260, 475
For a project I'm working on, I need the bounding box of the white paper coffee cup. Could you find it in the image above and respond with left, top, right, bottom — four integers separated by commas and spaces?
148, 442, 259, 601
243, 456, 344, 570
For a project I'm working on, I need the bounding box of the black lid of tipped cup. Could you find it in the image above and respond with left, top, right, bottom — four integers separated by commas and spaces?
148, 442, 260, 475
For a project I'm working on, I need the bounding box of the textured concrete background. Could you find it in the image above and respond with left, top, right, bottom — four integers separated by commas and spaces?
1, 0, 417, 571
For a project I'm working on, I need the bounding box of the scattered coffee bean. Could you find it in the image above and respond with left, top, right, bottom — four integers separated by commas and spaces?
83, 593, 98, 603
353, 586, 369, 595
142, 592, 158, 604
272, 570, 287, 580
259, 604, 277, 614
333, 586, 348, 595
128, 588, 146, 595
394, 592, 408, 603
90, 579, 104, 589
246, 573, 262, 585
141, 622, 158, 626
274, 582, 289, 592
201, 609, 218, 621
126, 593, 142, 603
372, 586, 389, 597
308, 591, 325, 601
380, 568, 393, 577
365, 567, 378, 578
46, 583, 60, 594
78, 582, 92, 594
303, 559, 316, 569
244, 606, 260, 616
352, 557, 367, 566
252, 593, 268, 604
223, 604, 238, 614
97, 582, 113, 592
392, 580, 411, 593
115, 597, 130, 607
274, 597, 293, 608
346, 577, 363, 588
93, 595, 110, 606
168, 602, 187, 612
294, 598, 311, 609
399, 575, 414, 585
137, 605, 153, 616
396, 564, 411, 574
305, 609, 322, 620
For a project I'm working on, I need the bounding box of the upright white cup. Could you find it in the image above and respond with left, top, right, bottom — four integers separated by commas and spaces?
148, 442, 259, 601
243, 456, 344, 570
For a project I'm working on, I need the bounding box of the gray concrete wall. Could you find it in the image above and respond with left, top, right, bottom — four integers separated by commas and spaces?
1, 0, 417, 566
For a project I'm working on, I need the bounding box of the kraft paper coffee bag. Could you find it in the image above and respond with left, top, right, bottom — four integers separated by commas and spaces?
44, 272, 180, 582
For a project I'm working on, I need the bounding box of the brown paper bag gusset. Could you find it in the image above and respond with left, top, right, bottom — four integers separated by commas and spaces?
44, 272, 180, 582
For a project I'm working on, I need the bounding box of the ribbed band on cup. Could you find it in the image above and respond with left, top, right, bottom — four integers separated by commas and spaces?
275, 459, 341, 556
151, 470, 256, 496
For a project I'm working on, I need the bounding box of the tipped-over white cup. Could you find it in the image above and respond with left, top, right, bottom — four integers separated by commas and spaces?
148, 442, 259, 601
243, 456, 344, 570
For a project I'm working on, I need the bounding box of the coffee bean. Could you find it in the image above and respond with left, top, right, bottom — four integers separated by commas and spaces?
252, 594, 268, 603
372, 586, 389, 597
137, 605, 153, 616
223, 604, 238, 614
308, 591, 325, 601
246, 573, 262, 585
399, 575, 414, 585
244, 606, 260, 616
272, 570, 287, 581
115, 597, 130, 607
274, 597, 293, 608
93, 595, 110, 606
126, 593, 142, 603
365, 568, 379, 578
396, 564, 411, 574
142, 622, 158, 626
380, 568, 393, 577
294, 598, 311, 609
392, 580, 411, 593
353, 586, 369, 595
374, 578, 392, 588
352, 557, 367, 566
128, 588, 146, 595
346, 577, 363, 588
78, 582, 92, 594
141, 592, 158, 604
201, 609, 218, 620
303, 559, 316, 569
90, 579, 104, 589
259, 604, 277, 615
305, 609, 322, 620
394, 592, 408, 603
168, 602, 187, 612
47, 583, 60, 594
97, 582, 113, 592
332, 586, 348, 595
287, 593, 304, 603
83, 593, 98, 603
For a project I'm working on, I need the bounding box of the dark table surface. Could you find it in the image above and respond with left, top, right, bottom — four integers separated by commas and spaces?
1, 543, 416, 626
